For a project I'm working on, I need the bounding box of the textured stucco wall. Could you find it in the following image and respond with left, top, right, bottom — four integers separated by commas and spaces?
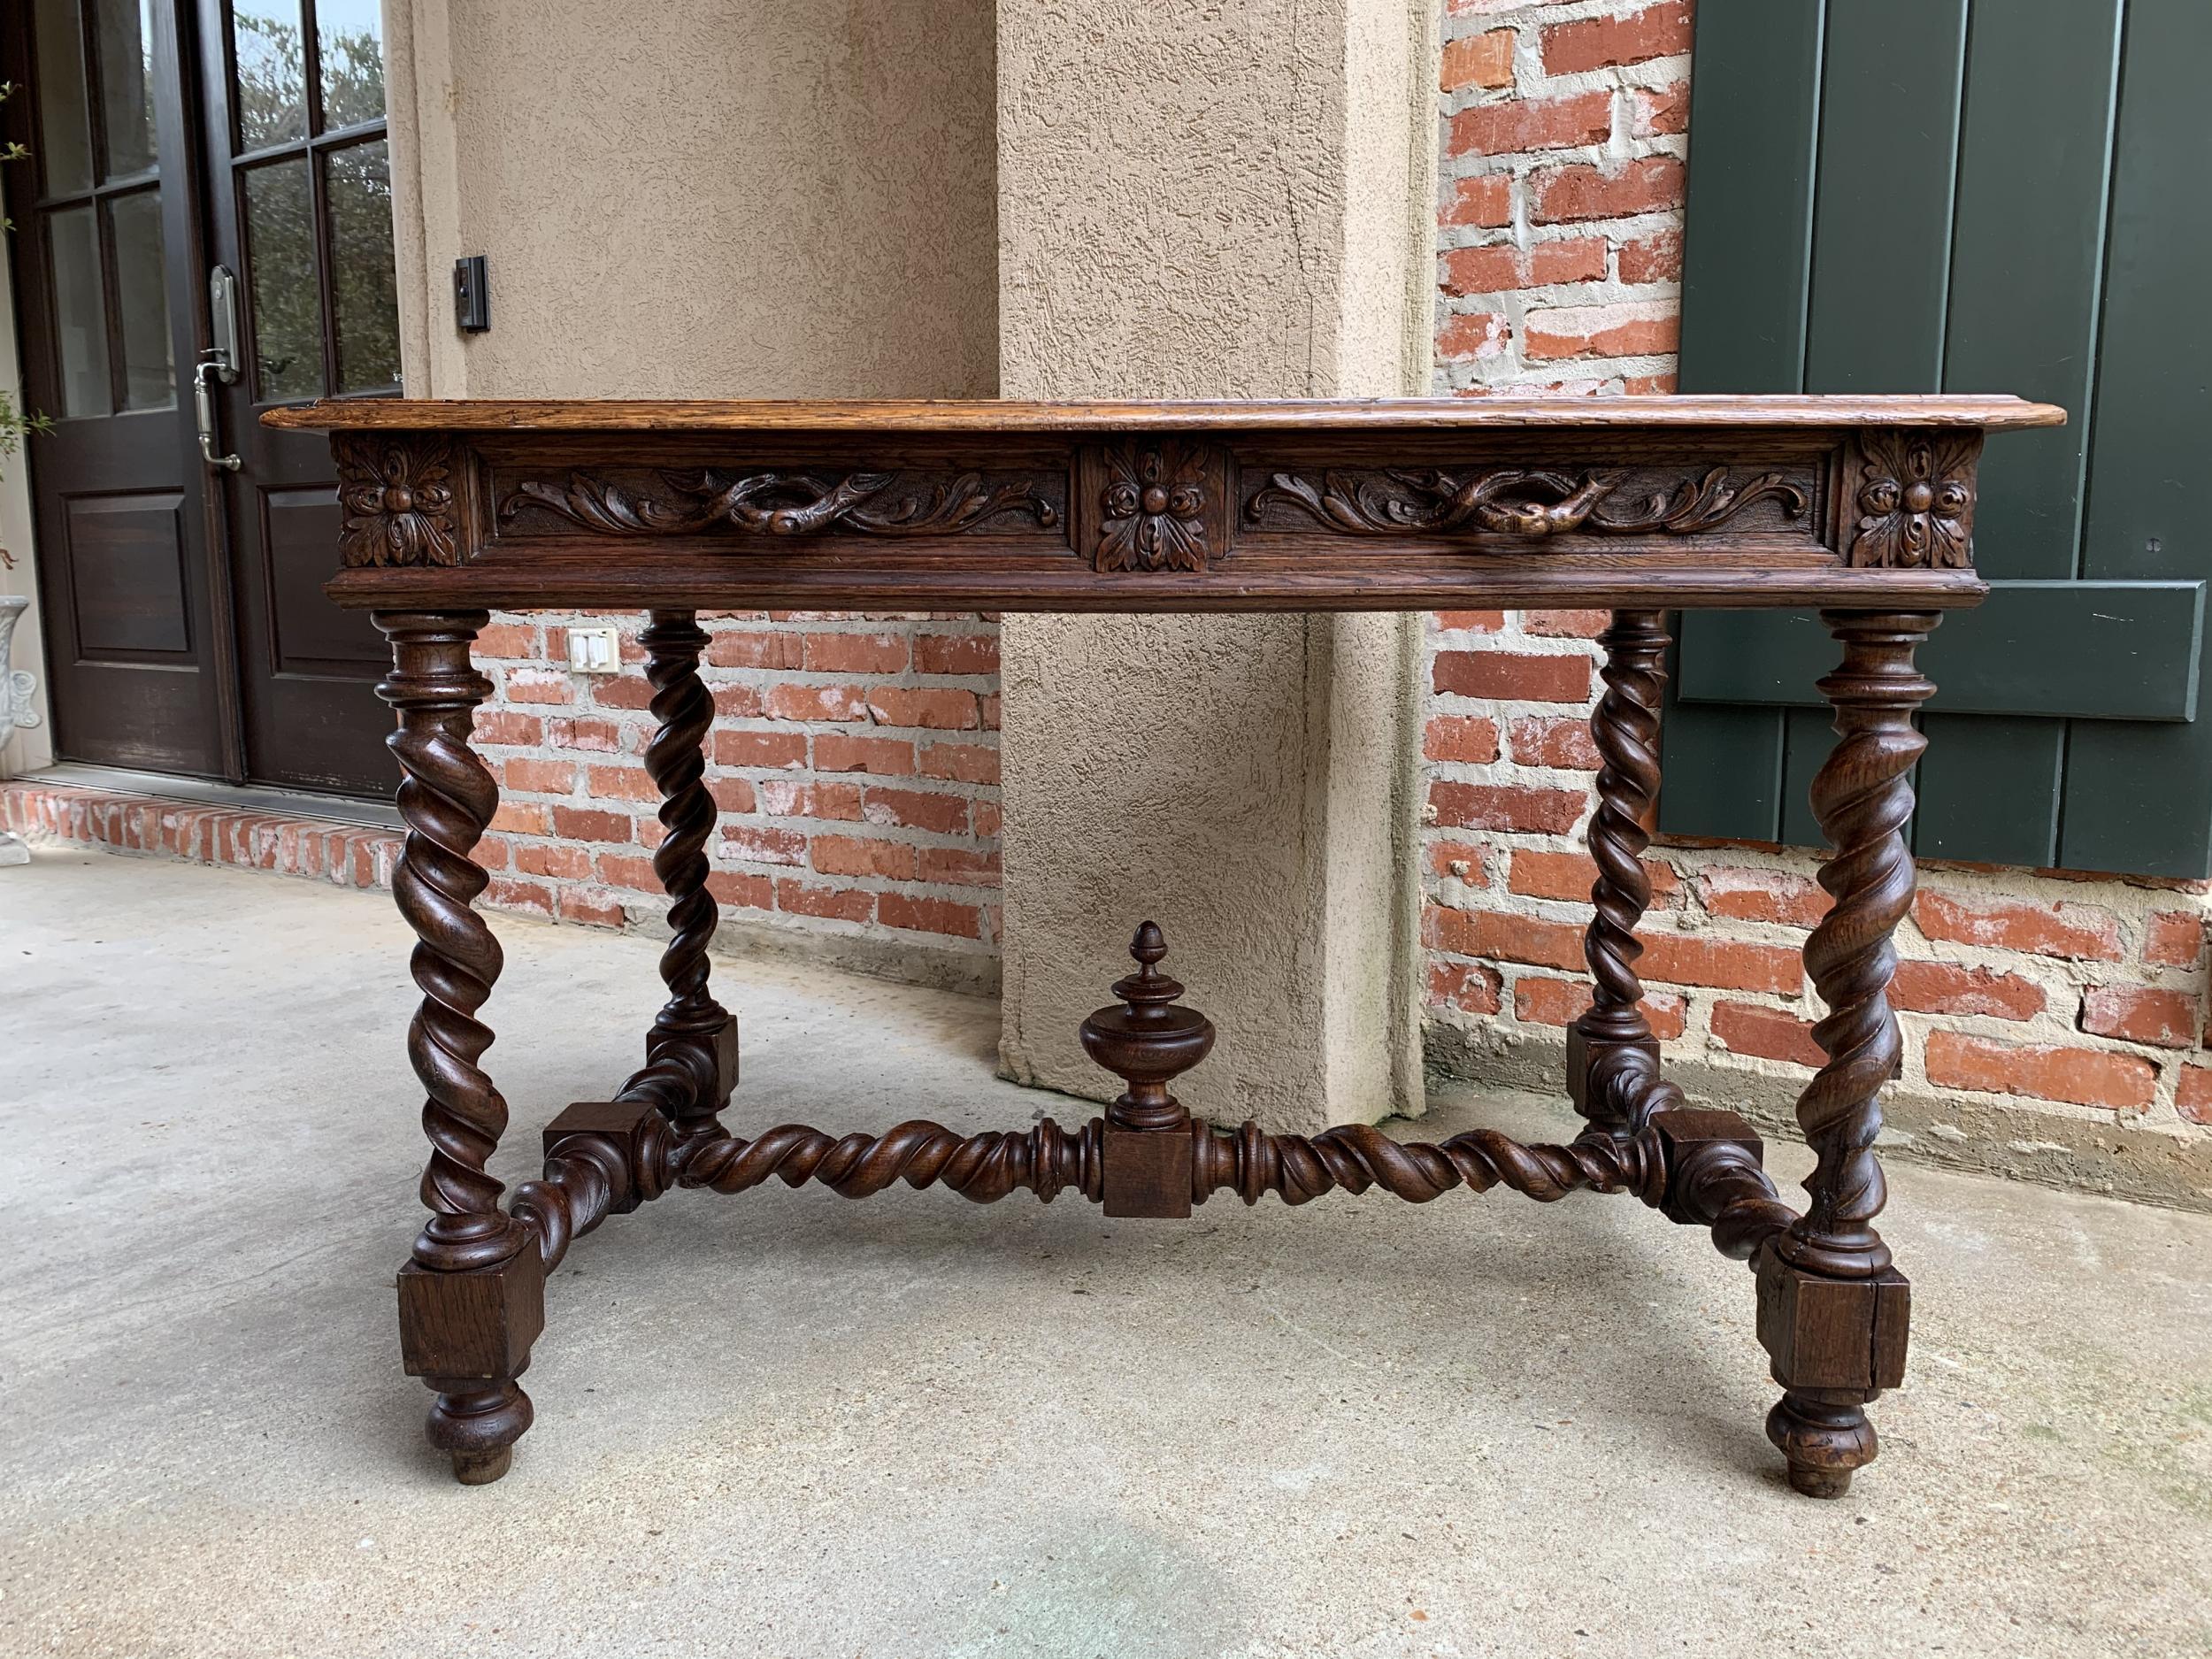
375, 0, 1007, 985
996, 0, 1431, 400
384, 0, 998, 400
994, 0, 1438, 1132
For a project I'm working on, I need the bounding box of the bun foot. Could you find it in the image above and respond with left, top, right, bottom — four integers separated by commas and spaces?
450, 1445, 514, 1485
1767, 1389, 1878, 1499
426, 1378, 533, 1486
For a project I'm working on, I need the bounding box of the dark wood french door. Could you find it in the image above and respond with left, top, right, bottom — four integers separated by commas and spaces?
3, 0, 399, 796
3, 0, 223, 775
194, 0, 398, 794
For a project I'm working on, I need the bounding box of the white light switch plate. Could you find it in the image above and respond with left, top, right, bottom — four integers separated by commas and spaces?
565, 626, 621, 674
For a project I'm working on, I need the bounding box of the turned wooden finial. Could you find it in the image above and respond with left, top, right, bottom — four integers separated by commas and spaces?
1079, 922, 1216, 1133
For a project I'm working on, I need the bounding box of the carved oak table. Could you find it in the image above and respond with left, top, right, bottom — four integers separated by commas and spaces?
270, 394, 2061, 1496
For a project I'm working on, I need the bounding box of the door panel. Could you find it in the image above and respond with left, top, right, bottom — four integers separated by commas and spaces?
64, 490, 191, 655
261, 483, 365, 669
199, 0, 399, 796
3, 0, 226, 776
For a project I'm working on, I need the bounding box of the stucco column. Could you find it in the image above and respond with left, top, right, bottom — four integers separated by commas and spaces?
995, 0, 1439, 1131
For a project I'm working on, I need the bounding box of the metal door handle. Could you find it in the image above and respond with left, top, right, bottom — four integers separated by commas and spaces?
194, 356, 241, 472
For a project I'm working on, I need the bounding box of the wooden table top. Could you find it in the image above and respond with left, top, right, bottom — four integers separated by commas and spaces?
266, 394, 2065, 434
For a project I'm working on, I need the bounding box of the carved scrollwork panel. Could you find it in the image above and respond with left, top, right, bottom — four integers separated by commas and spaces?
495, 468, 1063, 541
1846, 431, 1978, 569
1244, 464, 1810, 541
337, 434, 462, 567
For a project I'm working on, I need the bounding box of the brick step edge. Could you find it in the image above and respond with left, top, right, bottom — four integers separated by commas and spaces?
2, 780, 404, 891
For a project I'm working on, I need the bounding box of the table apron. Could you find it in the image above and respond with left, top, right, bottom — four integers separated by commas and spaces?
321, 425, 1994, 612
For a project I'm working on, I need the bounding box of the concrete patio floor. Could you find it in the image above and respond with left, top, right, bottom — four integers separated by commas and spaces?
1, 847, 2207, 1658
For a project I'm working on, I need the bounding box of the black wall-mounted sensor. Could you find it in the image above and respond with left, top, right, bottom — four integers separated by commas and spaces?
453, 256, 490, 333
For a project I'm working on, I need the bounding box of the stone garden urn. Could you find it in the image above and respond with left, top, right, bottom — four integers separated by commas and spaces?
0, 593, 37, 866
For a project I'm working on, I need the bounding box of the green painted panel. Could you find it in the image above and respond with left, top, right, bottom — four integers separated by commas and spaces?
2058, 0, 2212, 878
1668, 0, 2210, 874
1663, 1, 1877, 858
1677, 583, 2206, 722
2080, 0, 2208, 583
1655, 699, 1783, 843
1922, 0, 2124, 866
1915, 715, 2062, 867
1667, 0, 1824, 845
1778, 706, 1835, 850
1677, 0, 1825, 394
1802, 0, 1966, 391
1942, 0, 2124, 579
2058, 718, 2212, 878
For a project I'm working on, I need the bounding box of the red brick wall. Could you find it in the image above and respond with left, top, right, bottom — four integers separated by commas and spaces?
468, 611, 1002, 988
1428, 0, 2212, 1180
1437, 0, 1689, 395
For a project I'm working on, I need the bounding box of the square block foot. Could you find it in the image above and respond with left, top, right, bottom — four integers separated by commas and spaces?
1756, 1247, 1909, 1395
397, 1248, 546, 1382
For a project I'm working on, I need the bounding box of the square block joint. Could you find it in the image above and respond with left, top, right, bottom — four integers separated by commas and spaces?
544, 1099, 665, 1214
646, 1013, 740, 1108
1566, 1024, 1661, 1117
1651, 1107, 1763, 1223
709, 1013, 740, 1102
1102, 1126, 1193, 1219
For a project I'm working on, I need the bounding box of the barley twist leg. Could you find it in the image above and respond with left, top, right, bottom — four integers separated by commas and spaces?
621, 611, 736, 1137
1763, 610, 1935, 1498
377, 611, 538, 1484
1571, 611, 1671, 1133
379, 611, 531, 1273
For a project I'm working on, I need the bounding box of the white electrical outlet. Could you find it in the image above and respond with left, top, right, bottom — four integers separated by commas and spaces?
565, 626, 621, 674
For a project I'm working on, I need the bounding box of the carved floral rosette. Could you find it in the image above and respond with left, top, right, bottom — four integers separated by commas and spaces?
1847, 431, 1978, 569
1094, 441, 1211, 572
336, 434, 461, 568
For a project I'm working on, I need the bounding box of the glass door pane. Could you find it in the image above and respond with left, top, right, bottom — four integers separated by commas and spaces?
46, 204, 111, 416
93, 0, 157, 176
33, 0, 94, 192
230, 1, 305, 150
325, 139, 398, 392
312, 0, 381, 129
241, 156, 319, 399
108, 187, 174, 406
221, 0, 398, 403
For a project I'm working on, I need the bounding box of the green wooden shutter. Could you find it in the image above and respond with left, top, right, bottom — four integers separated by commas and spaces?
1663, 0, 2212, 877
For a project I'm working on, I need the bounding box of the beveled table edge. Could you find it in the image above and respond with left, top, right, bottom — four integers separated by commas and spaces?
264, 393, 2069, 434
